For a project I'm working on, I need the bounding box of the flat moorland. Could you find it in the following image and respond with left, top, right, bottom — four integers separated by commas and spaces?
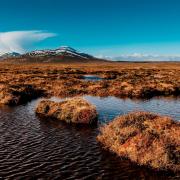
0, 61, 179, 101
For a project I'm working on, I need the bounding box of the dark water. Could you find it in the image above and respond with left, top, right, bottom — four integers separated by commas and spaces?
0, 96, 179, 179
83, 75, 103, 81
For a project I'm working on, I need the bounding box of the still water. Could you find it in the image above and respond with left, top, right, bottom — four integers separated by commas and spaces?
83, 75, 103, 81
0, 96, 179, 179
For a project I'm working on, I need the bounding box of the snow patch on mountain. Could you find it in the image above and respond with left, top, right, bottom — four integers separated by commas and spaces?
0, 52, 21, 59
25, 46, 92, 59
0, 46, 93, 60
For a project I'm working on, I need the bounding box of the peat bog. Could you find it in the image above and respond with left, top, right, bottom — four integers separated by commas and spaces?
0, 62, 179, 99
0, 62, 179, 179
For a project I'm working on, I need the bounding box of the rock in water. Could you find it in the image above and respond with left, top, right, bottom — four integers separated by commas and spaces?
36, 97, 98, 124
97, 112, 180, 172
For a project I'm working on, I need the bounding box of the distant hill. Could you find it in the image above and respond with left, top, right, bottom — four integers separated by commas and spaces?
1, 46, 107, 63
24, 46, 93, 59
0, 52, 21, 59
111, 54, 180, 62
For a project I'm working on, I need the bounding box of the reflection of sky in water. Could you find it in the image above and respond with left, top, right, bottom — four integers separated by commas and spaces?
83, 75, 103, 81
0, 96, 179, 179
0, 96, 177, 179
50, 96, 180, 123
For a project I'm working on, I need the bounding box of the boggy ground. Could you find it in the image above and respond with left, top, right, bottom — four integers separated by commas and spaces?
0, 62, 179, 101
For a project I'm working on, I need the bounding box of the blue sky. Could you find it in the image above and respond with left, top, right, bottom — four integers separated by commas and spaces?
0, 0, 180, 57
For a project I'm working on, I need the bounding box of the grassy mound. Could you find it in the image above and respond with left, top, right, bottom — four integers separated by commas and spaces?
97, 112, 180, 172
0, 84, 44, 106
36, 97, 98, 124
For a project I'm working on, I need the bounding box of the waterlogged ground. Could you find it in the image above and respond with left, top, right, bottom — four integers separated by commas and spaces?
0, 96, 179, 179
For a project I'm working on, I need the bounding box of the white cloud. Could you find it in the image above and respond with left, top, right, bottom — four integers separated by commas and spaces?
0, 30, 57, 53
95, 53, 180, 61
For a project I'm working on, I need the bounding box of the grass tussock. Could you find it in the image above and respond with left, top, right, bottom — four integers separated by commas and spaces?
97, 112, 180, 172
36, 97, 98, 124
0, 84, 44, 105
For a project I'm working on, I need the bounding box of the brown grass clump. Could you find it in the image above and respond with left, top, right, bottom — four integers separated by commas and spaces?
36, 97, 98, 124
97, 112, 180, 172
0, 84, 44, 105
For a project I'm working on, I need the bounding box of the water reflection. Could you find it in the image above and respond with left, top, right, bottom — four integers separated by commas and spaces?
83, 75, 103, 81
0, 96, 179, 179
50, 95, 180, 122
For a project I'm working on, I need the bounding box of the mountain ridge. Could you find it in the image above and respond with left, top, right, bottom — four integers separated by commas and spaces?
0, 46, 93, 59
0, 46, 107, 63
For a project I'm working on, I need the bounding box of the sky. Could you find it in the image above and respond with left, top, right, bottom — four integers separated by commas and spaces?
0, 0, 180, 58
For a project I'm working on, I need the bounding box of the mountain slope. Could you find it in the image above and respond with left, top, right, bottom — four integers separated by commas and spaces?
0, 52, 21, 59
1, 46, 106, 63
24, 46, 93, 59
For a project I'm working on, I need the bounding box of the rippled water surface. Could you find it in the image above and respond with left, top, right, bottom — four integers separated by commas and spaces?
0, 96, 179, 179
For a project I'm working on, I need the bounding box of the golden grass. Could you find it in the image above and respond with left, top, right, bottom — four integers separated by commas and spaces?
36, 97, 98, 124
0, 62, 179, 100
97, 112, 180, 172
0, 84, 44, 105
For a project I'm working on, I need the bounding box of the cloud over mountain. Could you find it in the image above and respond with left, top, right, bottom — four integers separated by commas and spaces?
0, 30, 57, 54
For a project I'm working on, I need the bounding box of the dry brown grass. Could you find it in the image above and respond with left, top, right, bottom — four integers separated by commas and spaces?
0, 62, 179, 101
97, 112, 180, 172
0, 84, 44, 105
36, 97, 98, 124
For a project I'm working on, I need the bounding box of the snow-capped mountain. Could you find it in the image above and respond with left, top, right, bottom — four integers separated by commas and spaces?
1, 48, 180, 62
0, 46, 93, 61
24, 46, 93, 59
0, 52, 21, 59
